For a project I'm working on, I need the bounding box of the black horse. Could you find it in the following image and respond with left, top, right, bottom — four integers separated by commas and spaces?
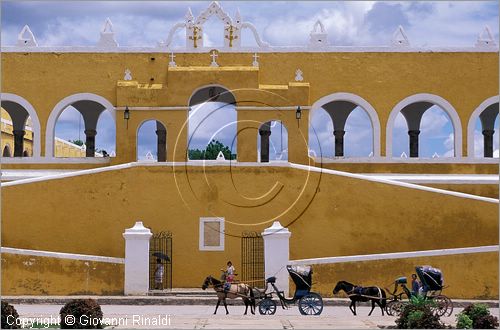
202, 276, 255, 315
333, 280, 386, 316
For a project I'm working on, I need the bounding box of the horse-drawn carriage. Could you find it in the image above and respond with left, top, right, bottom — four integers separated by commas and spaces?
386, 265, 453, 317
202, 265, 323, 315
256, 265, 324, 315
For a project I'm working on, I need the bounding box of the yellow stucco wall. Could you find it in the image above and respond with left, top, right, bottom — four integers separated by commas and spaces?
2, 165, 497, 291
308, 252, 498, 299
1, 254, 123, 295
1, 51, 498, 161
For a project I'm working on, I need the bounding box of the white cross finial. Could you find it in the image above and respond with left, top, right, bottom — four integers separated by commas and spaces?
169, 52, 177, 67
252, 53, 259, 67
210, 50, 219, 67
124, 69, 132, 81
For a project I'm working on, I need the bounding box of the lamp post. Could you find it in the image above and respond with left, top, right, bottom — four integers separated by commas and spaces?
124, 105, 130, 129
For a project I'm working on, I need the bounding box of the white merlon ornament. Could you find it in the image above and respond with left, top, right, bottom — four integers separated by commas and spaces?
295, 69, 303, 82
216, 151, 226, 161
475, 26, 496, 47
169, 52, 177, 67
97, 18, 118, 47
400, 152, 408, 158
309, 20, 328, 47
210, 50, 219, 67
145, 151, 155, 160
252, 53, 259, 67
17, 25, 37, 47
124, 69, 132, 81
391, 25, 410, 47
432, 152, 440, 158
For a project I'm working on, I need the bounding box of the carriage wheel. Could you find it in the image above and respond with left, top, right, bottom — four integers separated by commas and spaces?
386, 300, 406, 317
298, 293, 323, 315
431, 295, 453, 317
258, 298, 277, 315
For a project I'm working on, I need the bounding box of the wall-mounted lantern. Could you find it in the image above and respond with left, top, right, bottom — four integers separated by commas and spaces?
124, 105, 130, 128
295, 106, 302, 120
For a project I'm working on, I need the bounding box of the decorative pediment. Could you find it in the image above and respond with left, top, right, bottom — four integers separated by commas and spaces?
163, 1, 269, 50
195, 1, 232, 26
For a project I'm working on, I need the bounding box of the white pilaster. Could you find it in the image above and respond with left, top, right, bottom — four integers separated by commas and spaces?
262, 221, 291, 297
123, 221, 152, 295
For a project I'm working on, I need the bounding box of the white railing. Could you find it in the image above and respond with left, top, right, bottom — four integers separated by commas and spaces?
289, 245, 499, 266
1, 247, 124, 264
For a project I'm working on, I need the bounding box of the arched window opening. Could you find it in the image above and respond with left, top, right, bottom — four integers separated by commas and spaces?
137, 120, 167, 162
473, 103, 499, 158
392, 104, 454, 158
257, 120, 288, 162
188, 86, 237, 160
309, 100, 375, 158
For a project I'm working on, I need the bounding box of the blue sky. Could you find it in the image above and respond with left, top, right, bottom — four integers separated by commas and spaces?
2, 1, 498, 159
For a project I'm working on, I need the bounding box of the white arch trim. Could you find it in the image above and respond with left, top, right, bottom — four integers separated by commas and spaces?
1, 93, 42, 157
310, 92, 381, 157
386, 93, 462, 158
467, 95, 499, 158
46, 93, 115, 157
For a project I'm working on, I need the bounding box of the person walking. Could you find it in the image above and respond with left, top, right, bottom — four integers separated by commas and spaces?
154, 258, 164, 290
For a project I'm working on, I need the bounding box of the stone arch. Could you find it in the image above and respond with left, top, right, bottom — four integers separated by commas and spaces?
136, 119, 167, 162
187, 85, 237, 160
46, 93, 115, 157
257, 120, 289, 162
310, 92, 381, 157
467, 96, 499, 158
386, 93, 462, 158
2, 144, 12, 157
0, 93, 41, 157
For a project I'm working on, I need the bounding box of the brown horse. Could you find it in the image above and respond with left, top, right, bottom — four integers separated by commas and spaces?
202, 275, 255, 315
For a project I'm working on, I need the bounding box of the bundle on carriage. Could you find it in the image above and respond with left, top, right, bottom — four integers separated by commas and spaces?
385, 265, 453, 317
256, 265, 324, 315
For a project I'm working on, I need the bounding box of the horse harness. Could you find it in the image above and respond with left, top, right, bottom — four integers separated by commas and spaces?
347, 286, 384, 300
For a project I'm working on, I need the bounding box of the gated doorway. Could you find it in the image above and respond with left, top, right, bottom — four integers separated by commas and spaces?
241, 231, 265, 288
149, 231, 173, 290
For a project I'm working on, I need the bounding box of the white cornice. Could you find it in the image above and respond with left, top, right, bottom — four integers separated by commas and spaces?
1, 46, 498, 53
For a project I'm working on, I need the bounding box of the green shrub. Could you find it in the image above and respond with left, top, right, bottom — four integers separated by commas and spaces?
456, 313, 473, 329
458, 303, 499, 329
1, 301, 20, 329
395, 297, 444, 329
474, 315, 500, 329
60, 299, 103, 329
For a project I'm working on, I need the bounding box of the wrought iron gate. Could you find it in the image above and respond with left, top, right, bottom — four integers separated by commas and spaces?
149, 231, 173, 290
241, 231, 265, 288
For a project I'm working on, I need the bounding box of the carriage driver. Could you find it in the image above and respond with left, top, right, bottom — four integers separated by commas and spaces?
221, 261, 235, 292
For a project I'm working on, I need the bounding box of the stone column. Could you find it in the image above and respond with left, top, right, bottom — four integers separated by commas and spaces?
156, 129, 167, 162
84, 129, 97, 157
482, 129, 495, 158
259, 129, 271, 162
123, 221, 152, 295
262, 221, 291, 297
408, 130, 420, 158
13, 130, 25, 157
333, 130, 345, 157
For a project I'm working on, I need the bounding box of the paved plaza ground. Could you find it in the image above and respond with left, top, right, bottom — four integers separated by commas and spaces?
11, 304, 500, 329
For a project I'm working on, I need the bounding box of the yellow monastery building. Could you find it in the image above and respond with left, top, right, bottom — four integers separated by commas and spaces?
1, 2, 498, 298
